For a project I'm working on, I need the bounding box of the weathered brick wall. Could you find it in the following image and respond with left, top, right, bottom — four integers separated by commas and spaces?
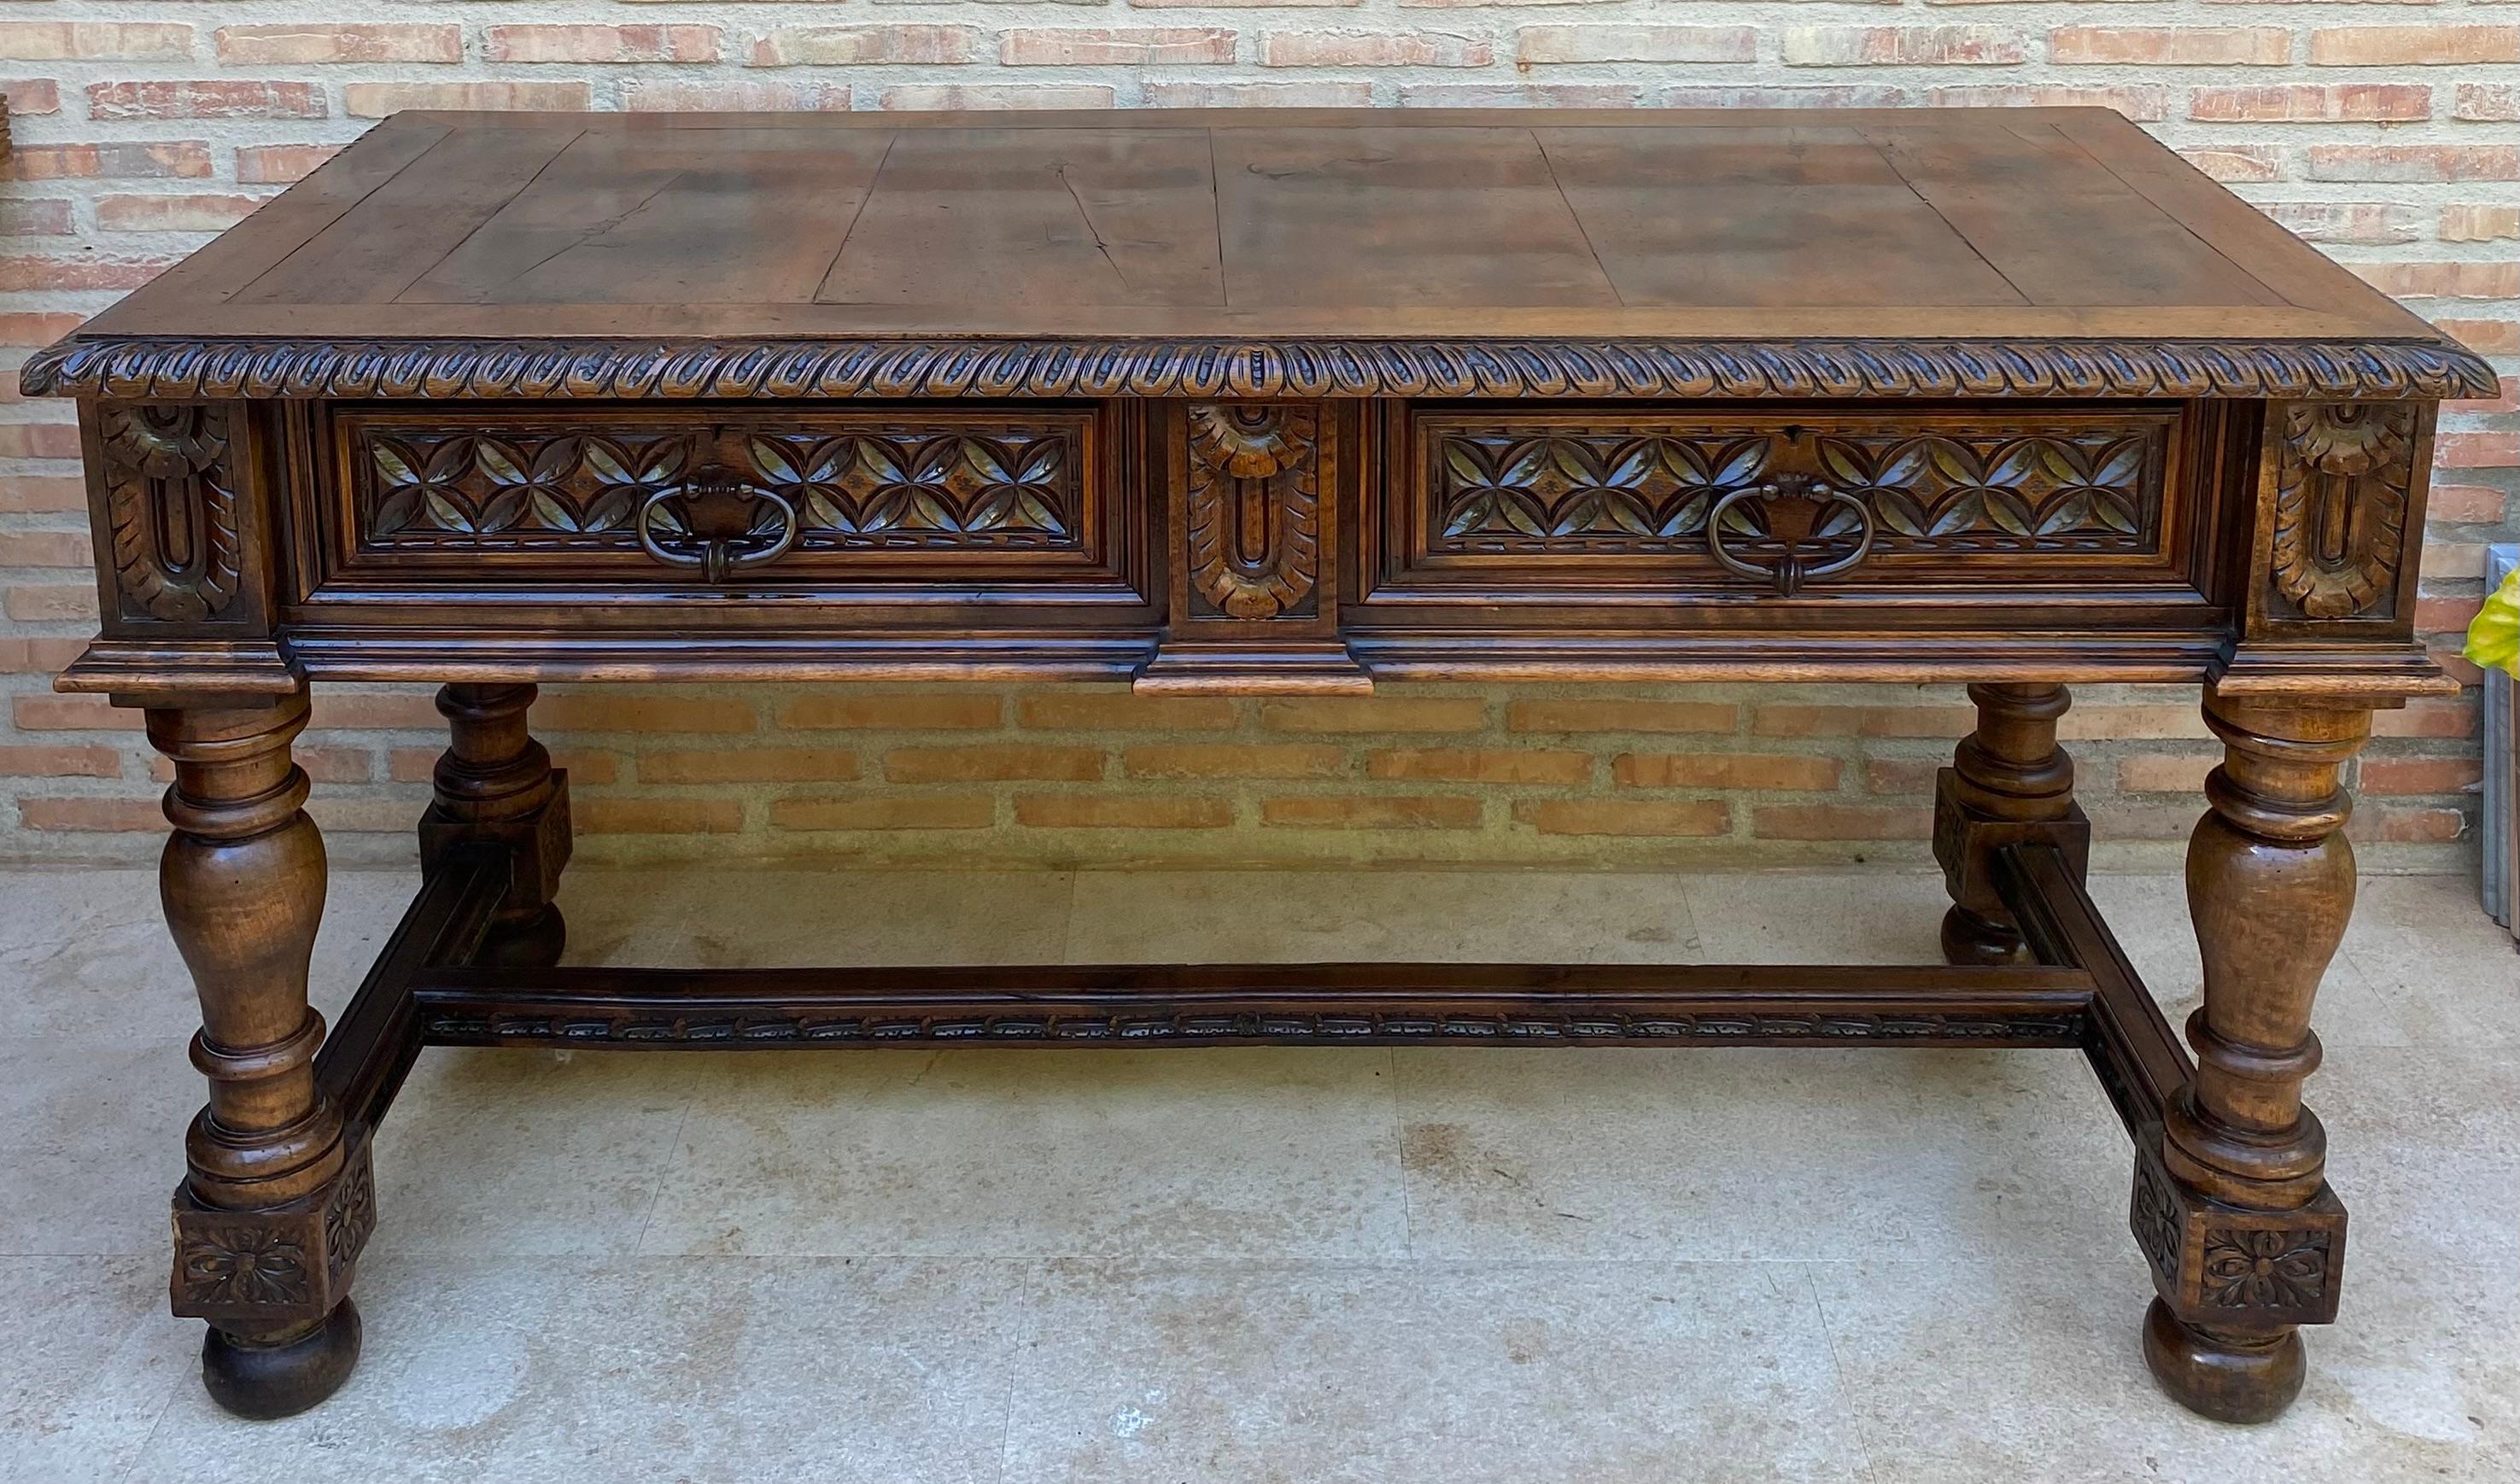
2, 2, 2512, 870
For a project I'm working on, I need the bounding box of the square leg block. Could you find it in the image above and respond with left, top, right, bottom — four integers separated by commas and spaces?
2130, 1128, 2346, 1330
171, 1125, 376, 1328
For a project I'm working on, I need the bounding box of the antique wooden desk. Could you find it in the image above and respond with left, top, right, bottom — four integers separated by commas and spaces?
25, 108, 2491, 1425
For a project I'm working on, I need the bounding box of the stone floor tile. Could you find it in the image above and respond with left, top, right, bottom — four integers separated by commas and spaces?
0, 1256, 184, 1484
557, 868, 1075, 968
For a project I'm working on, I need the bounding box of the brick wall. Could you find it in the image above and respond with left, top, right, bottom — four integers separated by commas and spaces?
1, 2, 2512, 872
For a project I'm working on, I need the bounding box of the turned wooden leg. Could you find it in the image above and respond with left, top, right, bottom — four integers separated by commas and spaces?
419, 682, 572, 967
1935, 682, 2087, 965
2132, 692, 2364, 1424
149, 693, 371, 1419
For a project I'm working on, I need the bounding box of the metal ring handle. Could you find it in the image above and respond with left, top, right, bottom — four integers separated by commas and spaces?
1706, 482, 1875, 597
636, 485, 798, 584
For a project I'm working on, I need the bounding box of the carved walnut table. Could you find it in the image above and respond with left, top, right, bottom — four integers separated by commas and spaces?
23, 108, 2492, 1424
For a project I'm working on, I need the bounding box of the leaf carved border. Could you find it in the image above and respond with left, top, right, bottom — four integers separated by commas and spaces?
20, 336, 2495, 403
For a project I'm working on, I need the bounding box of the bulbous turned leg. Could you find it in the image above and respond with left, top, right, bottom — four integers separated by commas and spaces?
149, 694, 371, 1419
1935, 682, 2085, 966
420, 683, 572, 968
2131, 692, 2365, 1425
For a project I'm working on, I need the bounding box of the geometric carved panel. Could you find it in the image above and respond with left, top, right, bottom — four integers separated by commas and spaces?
353, 418, 1085, 553
1429, 415, 2166, 559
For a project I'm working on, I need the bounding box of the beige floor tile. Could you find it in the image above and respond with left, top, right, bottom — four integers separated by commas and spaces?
637, 1047, 1411, 1259
0, 1257, 184, 1484
2340, 874, 2520, 1049
127, 1250, 1031, 1484
1392, 1046, 2131, 1262
556, 868, 1075, 967
1676, 870, 1948, 963
0, 1036, 194, 1257
1063, 869, 1701, 964
1004, 1259, 1869, 1484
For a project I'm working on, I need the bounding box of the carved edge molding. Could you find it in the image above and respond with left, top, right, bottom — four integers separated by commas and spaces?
2266, 400, 2418, 622
20, 336, 2497, 403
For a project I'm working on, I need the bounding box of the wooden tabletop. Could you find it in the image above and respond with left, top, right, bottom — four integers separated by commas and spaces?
28, 108, 2491, 404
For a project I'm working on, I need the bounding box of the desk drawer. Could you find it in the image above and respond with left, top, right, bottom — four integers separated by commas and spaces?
306, 403, 1143, 601
1369, 404, 2207, 607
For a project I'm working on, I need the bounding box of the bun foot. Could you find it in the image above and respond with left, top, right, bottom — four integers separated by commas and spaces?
2142, 1298, 2304, 1424
202, 1300, 362, 1420
477, 903, 566, 969
1939, 903, 2027, 967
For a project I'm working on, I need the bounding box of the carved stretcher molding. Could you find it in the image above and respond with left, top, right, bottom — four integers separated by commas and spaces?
26, 106, 2493, 1428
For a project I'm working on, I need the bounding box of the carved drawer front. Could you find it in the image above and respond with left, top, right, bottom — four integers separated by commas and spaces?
313, 404, 1136, 597
1377, 406, 2195, 604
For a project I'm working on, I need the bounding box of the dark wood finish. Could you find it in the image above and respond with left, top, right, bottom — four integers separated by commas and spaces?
27, 107, 2481, 1423
144, 694, 369, 1418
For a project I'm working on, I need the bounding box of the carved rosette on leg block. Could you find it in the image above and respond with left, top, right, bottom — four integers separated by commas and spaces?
1933, 683, 2090, 966
1137, 401, 1370, 692
147, 693, 369, 1418
418, 683, 573, 967
2137, 693, 2370, 1424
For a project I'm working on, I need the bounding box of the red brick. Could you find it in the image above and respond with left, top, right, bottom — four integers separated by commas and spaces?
2255, 201, 2421, 246
640, 748, 859, 784
0, 636, 87, 674
2364, 807, 2466, 844
1517, 25, 1754, 66
1512, 798, 1730, 837
0, 529, 91, 566
1751, 803, 1931, 841
2359, 757, 2483, 796
1752, 704, 1973, 739
14, 694, 141, 732
1783, 26, 2025, 66
0, 79, 61, 115
0, 423, 82, 459
1014, 795, 1232, 829
2308, 26, 2520, 67
343, 82, 592, 117
96, 194, 266, 233
1124, 743, 1348, 779
87, 81, 325, 120
2053, 26, 2290, 67
1613, 752, 1843, 791
884, 745, 1105, 783
779, 693, 1003, 730
214, 24, 462, 65
484, 25, 721, 65
1270, 32, 1494, 67
2060, 704, 2209, 741
1260, 697, 1488, 733
576, 798, 744, 835
1145, 81, 1374, 108
0, 22, 195, 61
0, 200, 70, 237
769, 795, 994, 831
1004, 28, 1237, 66
0, 745, 120, 779
235, 145, 342, 185
1262, 794, 1482, 829
2178, 145, 2284, 183
4, 142, 213, 181
2306, 144, 2520, 184
0, 256, 176, 292
877, 86, 1117, 112
2459, 85, 2520, 123
2450, 377, 2520, 415
1927, 85, 2172, 120
16, 798, 163, 833
2372, 698, 2476, 741
2353, 262, 2520, 300
2117, 753, 2217, 794
1861, 757, 1943, 796
2436, 432, 2519, 470
1367, 747, 1592, 785
1665, 86, 1913, 110
534, 694, 755, 734
2435, 321, 2520, 356
622, 81, 854, 113
1404, 85, 1642, 109
2427, 484, 2508, 524
1506, 698, 1738, 734
750, 26, 978, 67
1017, 692, 1237, 731
2190, 84, 2429, 122
4, 583, 95, 622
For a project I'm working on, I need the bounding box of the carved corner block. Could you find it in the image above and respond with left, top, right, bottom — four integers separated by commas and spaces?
1931, 767, 2090, 906
172, 1125, 376, 1328
2131, 1130, 2346, 1332
2246, 400, 2429, 636
1141, 401, 1369, 694
419, 765, 573, 910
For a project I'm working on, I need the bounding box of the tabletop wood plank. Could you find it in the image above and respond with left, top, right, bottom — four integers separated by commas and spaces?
65, 108, 2447, 353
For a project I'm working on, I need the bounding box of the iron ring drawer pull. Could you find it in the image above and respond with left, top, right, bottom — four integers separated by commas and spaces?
636, 472, 798, 584
1707, 476, 1875, 597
